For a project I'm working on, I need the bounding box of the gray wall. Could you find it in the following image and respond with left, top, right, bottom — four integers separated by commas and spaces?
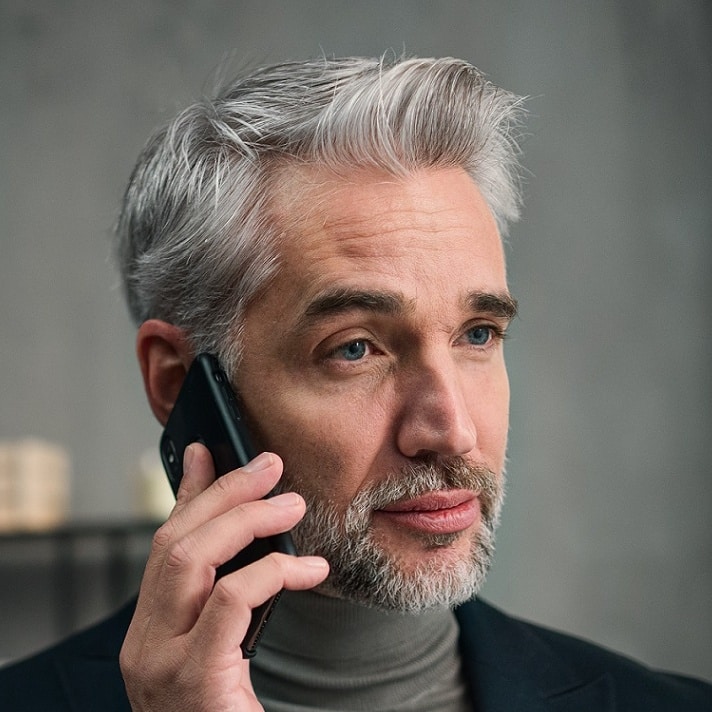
1, 0, 710, 680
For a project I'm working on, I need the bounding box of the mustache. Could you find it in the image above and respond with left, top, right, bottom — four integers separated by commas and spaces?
345, 457, 501, 525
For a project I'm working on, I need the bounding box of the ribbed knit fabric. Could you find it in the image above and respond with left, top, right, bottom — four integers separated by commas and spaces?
250, 590, 471, 711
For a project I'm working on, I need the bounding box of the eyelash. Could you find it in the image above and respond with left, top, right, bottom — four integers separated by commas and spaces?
330, 339, 372, 362
326, 323, 508, 364
462, 323, 508, 348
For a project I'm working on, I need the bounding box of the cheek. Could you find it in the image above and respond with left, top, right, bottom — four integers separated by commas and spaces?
246, 386, 391, 507
471, 368, 510, 469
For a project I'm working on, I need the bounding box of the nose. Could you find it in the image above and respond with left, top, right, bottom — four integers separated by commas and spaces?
395, 358, 477, 459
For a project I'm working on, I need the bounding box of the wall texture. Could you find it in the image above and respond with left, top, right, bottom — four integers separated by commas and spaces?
1, 0, 710, 680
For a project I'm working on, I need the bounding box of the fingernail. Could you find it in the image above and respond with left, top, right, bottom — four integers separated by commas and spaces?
242, 452, 273, 473
268, 492, 301, 507
301, 557, 329, 569
183, 444, 195, 473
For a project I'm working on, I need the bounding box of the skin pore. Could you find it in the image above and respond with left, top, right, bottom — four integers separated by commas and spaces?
233, 165, 516, 610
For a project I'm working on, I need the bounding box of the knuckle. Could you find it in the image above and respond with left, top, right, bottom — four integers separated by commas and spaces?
119, 643, 150, 687
152, 520, 177, 551
118, 646, 134, 676
260, 551, 292, 582
211, 472, 237, 498
210, 556, 285, 608
164, 536, 196, 571
211, 575, 245, 607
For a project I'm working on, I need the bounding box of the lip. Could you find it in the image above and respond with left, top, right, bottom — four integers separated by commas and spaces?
375, 490, 480, 535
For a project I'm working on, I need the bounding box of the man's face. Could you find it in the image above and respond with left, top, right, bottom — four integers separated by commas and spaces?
234, 166, 514, 611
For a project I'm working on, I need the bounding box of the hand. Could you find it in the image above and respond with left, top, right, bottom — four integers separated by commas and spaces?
120, 444, 329, 711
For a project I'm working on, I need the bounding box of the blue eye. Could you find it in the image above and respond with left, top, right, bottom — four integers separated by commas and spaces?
335, 340, 368, 361
466, 326, 492, 346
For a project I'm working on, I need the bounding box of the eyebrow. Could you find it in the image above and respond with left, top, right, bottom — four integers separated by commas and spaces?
301, 287, 518, 326
469, 292, 519, 320
304, 288, 405, 319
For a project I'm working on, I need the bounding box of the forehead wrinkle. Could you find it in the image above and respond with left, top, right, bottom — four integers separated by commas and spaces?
275, 167, 494, 262
320, 211, 414, 248
323, 202, 463, 234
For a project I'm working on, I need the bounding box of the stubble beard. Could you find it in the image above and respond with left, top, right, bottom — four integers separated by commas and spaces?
282, 458, 505, 613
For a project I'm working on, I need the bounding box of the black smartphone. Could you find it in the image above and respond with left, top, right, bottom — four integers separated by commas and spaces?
159, 352, 297, 657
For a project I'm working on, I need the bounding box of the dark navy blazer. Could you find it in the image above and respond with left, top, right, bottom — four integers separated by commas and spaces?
1, 598, 710, 711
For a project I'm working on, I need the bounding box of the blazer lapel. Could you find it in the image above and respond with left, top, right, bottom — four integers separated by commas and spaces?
456, 599, 616, 712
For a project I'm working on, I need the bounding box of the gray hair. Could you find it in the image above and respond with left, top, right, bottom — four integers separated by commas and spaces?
116, 54, 526, 376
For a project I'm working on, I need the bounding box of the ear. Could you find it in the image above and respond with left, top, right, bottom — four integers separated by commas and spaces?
136, 320, 194, 426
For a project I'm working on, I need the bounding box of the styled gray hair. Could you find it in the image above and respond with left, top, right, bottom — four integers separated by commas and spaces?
116, 54, 526, 376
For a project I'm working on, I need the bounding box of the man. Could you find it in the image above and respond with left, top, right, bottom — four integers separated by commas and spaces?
1, 55, 710, 711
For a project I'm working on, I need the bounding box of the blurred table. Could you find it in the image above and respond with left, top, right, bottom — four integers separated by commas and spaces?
0, 519, 161, 638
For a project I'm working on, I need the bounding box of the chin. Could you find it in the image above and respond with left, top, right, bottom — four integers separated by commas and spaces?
317, 528, 494, 613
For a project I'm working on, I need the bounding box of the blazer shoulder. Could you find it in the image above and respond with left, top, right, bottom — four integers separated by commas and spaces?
457, 598, 712, 711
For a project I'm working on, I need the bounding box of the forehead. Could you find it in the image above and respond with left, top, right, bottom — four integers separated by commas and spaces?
268, 165, 507, 291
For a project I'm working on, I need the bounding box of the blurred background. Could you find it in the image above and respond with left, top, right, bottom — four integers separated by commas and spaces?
1, 0, 710, 680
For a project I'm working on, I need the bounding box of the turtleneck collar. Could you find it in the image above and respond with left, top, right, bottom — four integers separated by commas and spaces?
250, 590, 470, 711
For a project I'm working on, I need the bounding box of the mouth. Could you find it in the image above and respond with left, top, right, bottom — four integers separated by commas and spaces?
374, 489, 480, 536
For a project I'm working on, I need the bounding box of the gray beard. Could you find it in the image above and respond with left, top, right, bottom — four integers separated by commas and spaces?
283, 457, 504, 613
